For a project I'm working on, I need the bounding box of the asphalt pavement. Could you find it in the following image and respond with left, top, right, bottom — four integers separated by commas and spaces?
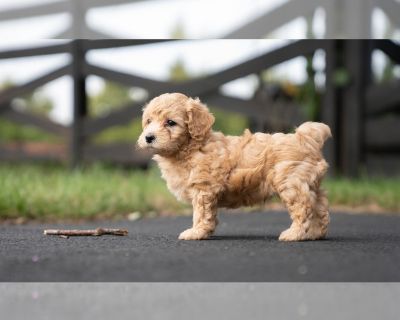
1, 211, 399, 281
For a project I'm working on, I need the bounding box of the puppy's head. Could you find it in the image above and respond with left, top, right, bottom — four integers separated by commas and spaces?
137, 93, 214, 156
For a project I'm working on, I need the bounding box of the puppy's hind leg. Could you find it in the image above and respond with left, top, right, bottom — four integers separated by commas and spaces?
277, 180, 321, 241
308, 188, 330, 239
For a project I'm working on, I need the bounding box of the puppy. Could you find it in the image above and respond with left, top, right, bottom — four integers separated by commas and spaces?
138, 93, 331, 241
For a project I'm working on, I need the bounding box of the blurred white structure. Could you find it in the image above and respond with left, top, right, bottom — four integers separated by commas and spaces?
0, 0, 399, 39
226, 0, 400, 38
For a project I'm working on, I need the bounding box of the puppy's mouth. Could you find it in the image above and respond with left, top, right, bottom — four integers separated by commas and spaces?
137, 135, 177, 156
139, 143, 176, 156
137, 141, 161, 154
137, 142, 156, 151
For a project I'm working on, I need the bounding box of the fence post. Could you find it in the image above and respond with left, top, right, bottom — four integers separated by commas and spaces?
344, 0, 372, 38
341, 40, 371, 177
322, 39, 341, 176
70, 39, 87, 168
325, 0, 372, 38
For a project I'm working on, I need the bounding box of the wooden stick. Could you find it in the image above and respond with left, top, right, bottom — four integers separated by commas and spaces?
43, 228, 128, 236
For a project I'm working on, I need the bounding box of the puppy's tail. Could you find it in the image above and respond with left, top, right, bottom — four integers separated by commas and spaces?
295, 122, 332, 150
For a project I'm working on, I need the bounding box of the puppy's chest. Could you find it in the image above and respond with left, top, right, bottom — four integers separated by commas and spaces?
159, 163, 192, 202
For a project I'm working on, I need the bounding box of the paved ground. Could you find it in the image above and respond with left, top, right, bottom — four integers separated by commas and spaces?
2, 283, 399, 320
1, 211, 399, 281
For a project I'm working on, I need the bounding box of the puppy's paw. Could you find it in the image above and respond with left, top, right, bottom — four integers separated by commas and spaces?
279, 227, 306, 242
279, 226, 324, 241
178, 228, 210, 240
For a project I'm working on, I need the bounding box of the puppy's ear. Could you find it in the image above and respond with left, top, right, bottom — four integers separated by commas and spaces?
141, 103, 149, 128
185, 98, 215, 141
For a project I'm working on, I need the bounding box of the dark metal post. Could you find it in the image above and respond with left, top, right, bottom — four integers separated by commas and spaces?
322, 39, 341, 176
70, 40, 87, 168
341, 40, 371, 177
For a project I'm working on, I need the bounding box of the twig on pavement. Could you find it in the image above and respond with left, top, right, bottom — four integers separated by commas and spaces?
43, 228, 128, 237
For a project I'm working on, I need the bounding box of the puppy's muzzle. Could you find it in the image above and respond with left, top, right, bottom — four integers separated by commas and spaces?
145, 134, 155, 144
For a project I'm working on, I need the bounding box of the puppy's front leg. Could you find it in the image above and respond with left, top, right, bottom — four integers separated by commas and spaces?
179, 191, 218, 240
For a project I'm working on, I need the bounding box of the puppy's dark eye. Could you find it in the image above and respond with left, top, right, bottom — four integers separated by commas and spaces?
166, 119, 177, 127
146, 119, 151, 125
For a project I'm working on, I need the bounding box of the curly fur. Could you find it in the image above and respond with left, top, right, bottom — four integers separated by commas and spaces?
138, 93, 332, 241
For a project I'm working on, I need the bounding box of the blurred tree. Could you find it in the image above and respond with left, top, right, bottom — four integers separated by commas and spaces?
89, 80, 132, 117
169, 58, 190, 82
1, 79, 53, 116
89, 80, 144, 144
170, 21, 186, 39
15, 91, 53, 116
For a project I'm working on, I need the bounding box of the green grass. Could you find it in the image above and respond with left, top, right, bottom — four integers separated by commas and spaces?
0, 164, 399, 221
0, 164, 187, 221
322, 178, 400, 212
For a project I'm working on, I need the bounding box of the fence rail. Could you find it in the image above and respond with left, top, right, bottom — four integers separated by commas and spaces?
1, 0, 399, 39
0, 39, 399, 176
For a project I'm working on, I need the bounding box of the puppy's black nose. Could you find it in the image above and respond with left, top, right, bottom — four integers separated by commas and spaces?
145, 135, 155, 144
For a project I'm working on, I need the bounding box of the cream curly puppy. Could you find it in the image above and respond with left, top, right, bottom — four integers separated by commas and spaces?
138, 93, 331, 241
